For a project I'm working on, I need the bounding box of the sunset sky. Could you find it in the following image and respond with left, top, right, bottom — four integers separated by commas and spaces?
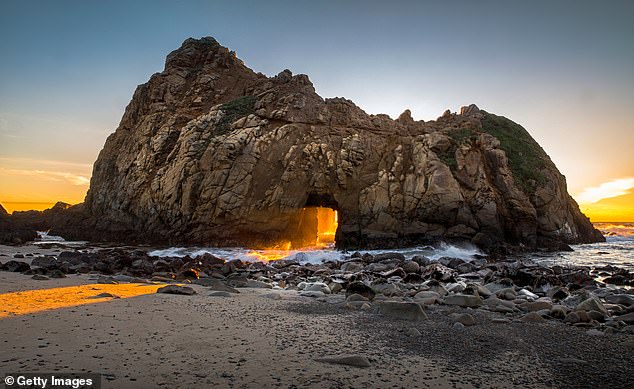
1, 0, 633, 221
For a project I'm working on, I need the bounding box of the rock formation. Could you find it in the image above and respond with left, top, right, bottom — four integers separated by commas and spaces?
10, 37, 606, 250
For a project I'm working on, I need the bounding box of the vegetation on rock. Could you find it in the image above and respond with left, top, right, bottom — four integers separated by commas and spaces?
481, 113, 548, 194
216, 96, 257, 135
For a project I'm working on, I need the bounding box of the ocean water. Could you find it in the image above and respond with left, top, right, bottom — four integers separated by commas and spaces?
147, 241, 483, 265
147, 223, 634, 271
35, 223, 634, 271
532, 222, 634, 272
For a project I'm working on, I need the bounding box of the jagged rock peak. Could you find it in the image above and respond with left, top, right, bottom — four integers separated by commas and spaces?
460, 104, 482, 117
397, 109, 414, 123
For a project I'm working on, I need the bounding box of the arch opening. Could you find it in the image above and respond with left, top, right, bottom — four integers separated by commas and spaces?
295, 206, 338, 248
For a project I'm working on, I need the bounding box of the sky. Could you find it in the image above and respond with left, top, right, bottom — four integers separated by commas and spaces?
0, 0, 633, 221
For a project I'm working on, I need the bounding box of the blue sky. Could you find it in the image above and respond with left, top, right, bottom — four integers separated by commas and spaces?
0, 0, 633, 212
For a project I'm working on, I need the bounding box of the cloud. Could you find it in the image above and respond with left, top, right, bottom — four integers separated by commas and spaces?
575, 177, 634, 204
0, 168, 90, 186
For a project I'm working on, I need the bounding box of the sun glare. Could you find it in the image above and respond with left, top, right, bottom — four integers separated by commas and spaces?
0, 283, 162, 318
245, 207, 338, 262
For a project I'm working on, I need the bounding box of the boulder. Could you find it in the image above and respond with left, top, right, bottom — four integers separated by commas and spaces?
346, 281, 376, 301
444, 294, 483, 307
157, 285, 196, 295
2, 260, 30, 272
605, 294, 634, 307
340, 261, 364, 273
401, 260, 420, 274
575, 297, 608, 317
449, 313, 476, 326
304, 282, 331, 294
378, 301, 428, 321
521, 312, 546, 323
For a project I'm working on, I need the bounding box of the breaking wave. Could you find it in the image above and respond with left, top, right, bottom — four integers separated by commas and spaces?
147, 241, 482, 265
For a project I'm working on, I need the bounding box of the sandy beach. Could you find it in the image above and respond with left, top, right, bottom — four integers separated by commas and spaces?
1, 244, 633, 388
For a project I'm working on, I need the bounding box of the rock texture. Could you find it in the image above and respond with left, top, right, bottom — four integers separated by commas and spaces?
7, 37, 605, 250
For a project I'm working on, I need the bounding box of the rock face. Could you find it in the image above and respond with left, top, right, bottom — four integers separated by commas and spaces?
68, 37, 603, 249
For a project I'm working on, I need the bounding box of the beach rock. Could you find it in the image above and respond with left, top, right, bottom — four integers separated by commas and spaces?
378, 301, 428, 321
524, 300, 553, 312
246, 280, 273, 289
550, 305, 569, 319
547, 286, 570, 301
446, 281, 466, 294
340, 261, 364, 273
469, 283, 492, 297
518, 288, 539, 300
411, 255, 431, 267
346, 293, 369, 302
422, 263, 456, 282
31, 256, 58, 269
495, 288, 517, 300
483, 296, 516, 313
575, 297, 608, 317
444, 294, 483, 307
3, 260, 30, 272
328, 282, 343, 294
438, 257, 466, 269
370, 282, 402, 297
414, 290, 441, 300
47, 269, 66, 278
31, 275, 50, 280
370, 253, 406, 263
314, 355, 371, 368
614, 312, 634, 324
401, 261, 420, 274
449, 313, 476, 326
97, 276, 118, 284
346, 281, 375, 301
425, 281, 449, 297
157, 285, 196, 295
304, 282, 331, 294
178, 268, 200, 279
193, 278, 240, 293
564, 311, 590, 324
521, 312, 546, 323
605, 294, 634, 307
89, 292, 119, 299
452, 322, 465, 330
484, 280, 515, 294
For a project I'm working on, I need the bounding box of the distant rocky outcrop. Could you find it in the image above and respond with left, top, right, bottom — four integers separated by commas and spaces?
4, 37, 605, 250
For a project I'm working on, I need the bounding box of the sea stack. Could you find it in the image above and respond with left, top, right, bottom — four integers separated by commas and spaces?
80, 37, 603, 250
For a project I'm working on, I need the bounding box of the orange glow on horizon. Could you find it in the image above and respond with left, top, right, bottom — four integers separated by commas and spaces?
0, 283, 163, 318
1, 202, 60, 214
579, 191, 634, 223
